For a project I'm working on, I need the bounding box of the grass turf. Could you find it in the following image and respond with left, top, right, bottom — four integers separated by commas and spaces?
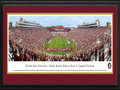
42, 37, 77, 55
47, 37, 71, 49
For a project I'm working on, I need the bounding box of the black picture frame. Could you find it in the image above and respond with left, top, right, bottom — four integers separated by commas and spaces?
0, 0, 120, 90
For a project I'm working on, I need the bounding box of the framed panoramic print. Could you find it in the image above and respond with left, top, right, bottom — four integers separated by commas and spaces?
0, 0, 120, 90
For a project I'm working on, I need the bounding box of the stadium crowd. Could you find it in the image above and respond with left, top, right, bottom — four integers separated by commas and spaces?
9, 27, 111, 61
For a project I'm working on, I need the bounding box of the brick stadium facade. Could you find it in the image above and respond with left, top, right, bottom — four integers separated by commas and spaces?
47, 25, 71, 32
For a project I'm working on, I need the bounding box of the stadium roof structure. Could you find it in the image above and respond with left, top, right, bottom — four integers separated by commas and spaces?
78, 20, 100, 28
16, 18, 42, 28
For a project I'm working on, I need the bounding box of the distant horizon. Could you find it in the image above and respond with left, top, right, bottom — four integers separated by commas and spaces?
8, 15, 112, 27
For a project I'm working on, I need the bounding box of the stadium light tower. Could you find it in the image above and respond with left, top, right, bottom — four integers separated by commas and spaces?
15, 22, 19, 27
96, 19, 100, 27
19, 18, 23, 22
106, 22, 111, 28
9, 22, 12, 28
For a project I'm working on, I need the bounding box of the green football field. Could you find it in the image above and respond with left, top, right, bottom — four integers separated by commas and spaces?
42, 37, 77, 55
47, 37, 71, 49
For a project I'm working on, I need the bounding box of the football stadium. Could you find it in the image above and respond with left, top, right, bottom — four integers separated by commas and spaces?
9, 17, 112, 61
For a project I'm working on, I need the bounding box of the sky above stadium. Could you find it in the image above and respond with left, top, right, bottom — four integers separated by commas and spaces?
9, 15, 112, 27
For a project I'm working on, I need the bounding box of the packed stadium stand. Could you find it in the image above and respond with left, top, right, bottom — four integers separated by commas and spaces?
9, 18, 111, 61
